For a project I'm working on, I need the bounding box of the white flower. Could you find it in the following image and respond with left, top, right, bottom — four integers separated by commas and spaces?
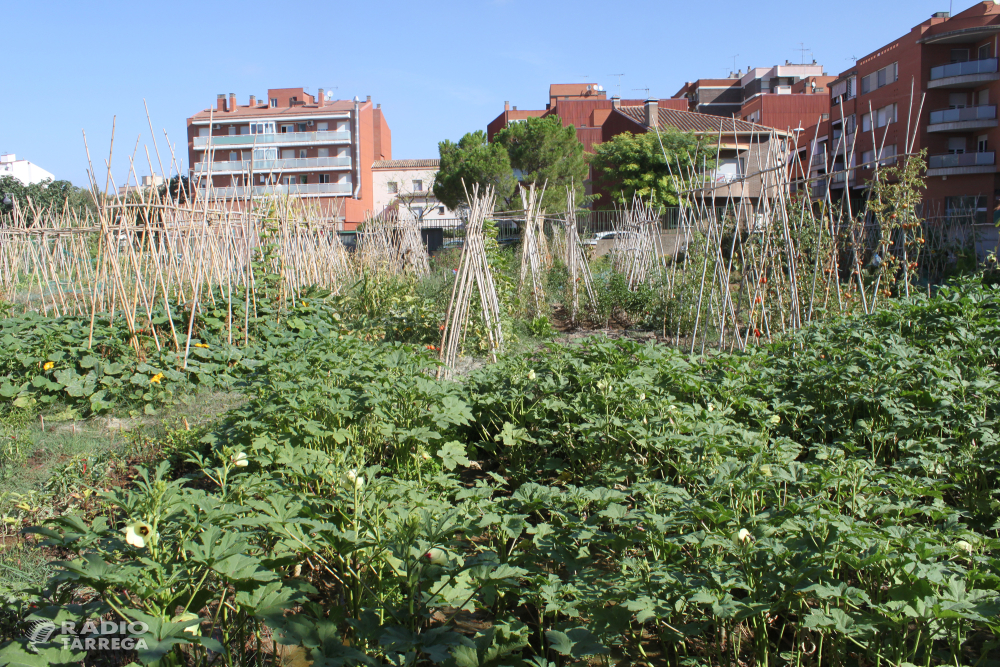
955, 540, 974, 554
639, 393, 646, 402
421, 451, 431, 461
346, 469, 365, 490
760, 465, 772, 477
231, 451, 249, 467
425, 548, 448, 565
172, 612, 201, 636
737, 528, 752, 543
527, 370, 536, 381
708, 403, 715, 412
769, 415, 780, 425
124, 521, 154, 549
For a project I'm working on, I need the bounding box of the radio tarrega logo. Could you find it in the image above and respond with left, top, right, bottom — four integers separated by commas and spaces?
24, 618, 150, 651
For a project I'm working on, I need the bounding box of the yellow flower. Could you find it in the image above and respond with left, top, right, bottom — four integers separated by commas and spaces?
150, 373, 164, 384
124, 521, 155, 548
43, 361, 54, 371
194, 343, 209, 348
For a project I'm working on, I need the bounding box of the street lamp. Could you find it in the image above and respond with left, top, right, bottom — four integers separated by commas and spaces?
1, 193, 11, 206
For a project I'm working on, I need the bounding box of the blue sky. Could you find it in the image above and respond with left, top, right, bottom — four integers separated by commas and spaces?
0, 0, 979, 188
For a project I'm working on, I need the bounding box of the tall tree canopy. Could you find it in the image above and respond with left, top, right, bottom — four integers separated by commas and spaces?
589, 128, 709, 210
493, 116, 588, 211
434, 131, 518, 211
0, 176, 96, 224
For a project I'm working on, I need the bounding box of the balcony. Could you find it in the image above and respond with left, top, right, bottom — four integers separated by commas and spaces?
193, 130, 351, 149
928, 57, 999, 88
926, 151, 996, 176
810, 151, 827, 168
197, 182, 353, 198
928, 105, 998, 132
193, 157, 352, 174
811, 180, 828, 198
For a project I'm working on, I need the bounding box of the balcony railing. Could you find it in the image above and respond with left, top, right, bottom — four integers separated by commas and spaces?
193, 157, 352, 173
927, 151, 996, 169
930, 57, 998, 81
810, 152, 827, 167
193, 130, 351, 149
197, 183, 353, 198
929, 105, 997, 124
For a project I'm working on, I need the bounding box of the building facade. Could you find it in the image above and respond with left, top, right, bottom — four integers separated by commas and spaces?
371, 159, 458, 223
186, 88, 390, 228
815, 2, 1000, 226
0, 154, 55, 186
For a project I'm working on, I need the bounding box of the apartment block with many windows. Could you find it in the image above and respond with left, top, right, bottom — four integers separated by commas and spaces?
817, 2, 1000, 232
186, 88, 390, 228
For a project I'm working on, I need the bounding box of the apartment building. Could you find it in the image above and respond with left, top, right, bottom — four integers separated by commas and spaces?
815, 2, 1000, 226
186, 88, 390, 228
0, 154, 55, 186
371, 159, 458, 223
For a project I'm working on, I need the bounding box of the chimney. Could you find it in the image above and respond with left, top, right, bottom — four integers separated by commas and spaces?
318, 88, 325, 107
376, 103, 381, 109
504, 101, 510, 111
366, 95, 371, 103
228, 93, 236, 112
512, 106, 517, 110
249, 95, 256, 107
612, 95, 621, 110
217, 93, 227, 112
644, 99, 658, 128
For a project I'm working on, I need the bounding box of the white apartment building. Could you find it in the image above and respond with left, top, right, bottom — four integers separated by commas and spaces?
0, 154, 55, 186
371, 159, 458, 223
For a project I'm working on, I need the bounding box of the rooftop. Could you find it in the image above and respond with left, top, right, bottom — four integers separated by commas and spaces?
617, 105, 778, 134
372, 159, 440, 169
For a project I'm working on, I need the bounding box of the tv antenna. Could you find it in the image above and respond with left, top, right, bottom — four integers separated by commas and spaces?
633, 87, 651, 99
609, 73, 625, 97
796, 43, 811, 64
731, 54, 739, 75
325, 87, 338, 100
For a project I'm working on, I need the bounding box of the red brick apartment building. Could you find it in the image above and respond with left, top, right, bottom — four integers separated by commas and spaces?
814, 2, 1000, 225
186, 88, 390, 229
488, 85, 785, 206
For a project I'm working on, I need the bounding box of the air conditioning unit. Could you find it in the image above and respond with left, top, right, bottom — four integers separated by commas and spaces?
307, 120, 314, 127
213, 124, 221, 130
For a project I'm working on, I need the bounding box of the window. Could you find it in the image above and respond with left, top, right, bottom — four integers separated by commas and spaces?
241, 150, 251, 160
412, 179, 423, 192
387, 182, 398, 194
980, 44, 991, 60
283, 176, 296, 186
299, 175, 307, 184
281, 149, 295, 159
198, 127, 210, 137
979, 89, 990, 105
228, 125, 237, 136
290, 96, 298, 104
318, 148, 329, 157
876, 104, 896, 128
979, 134, 989, 152
862, 149, 875, 168
270, 98, 278, 107
948, 137, 967, 154
261, 174, 278, 184
319, 174, 331, 184
861, 113, 872, 132
228, 151, 238, 162
317, 122, 329, 131
299, 149, 307, 159
280, 124, 295, 134
240, 125, 250, 135
297, 123, 307, 132
861, 63, 897, 95
879, 145, 897, 166
844, 114, 856, 135
335, 121, 349, 133
412, 207, 424, 219
949, 92, 968, 109
439, 206, 445, 215
253, 148, 277, 160
946, 195, 987, 224
249, 122, 274, 134
951, 48, 970, 63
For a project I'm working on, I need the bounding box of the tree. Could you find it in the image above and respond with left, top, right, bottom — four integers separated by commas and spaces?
0, 176, 96, 224
434, 131, 518, 211
493, 116, 589, 212
159, 175, 192, 205
589, 128, 709, 210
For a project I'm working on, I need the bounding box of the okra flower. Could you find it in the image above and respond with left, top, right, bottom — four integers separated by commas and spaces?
527, 370, 536, 381
172, 612, 201, 636
124, 521, 155, 549
425, 548, 448, 565
346, 469, 365, 490
231, 451, 249, 467
769, 415, 780, 424
737, 528, 752, 543
955, 540, 974, 555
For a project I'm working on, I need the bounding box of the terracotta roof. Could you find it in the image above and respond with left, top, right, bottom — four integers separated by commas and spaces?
617, 105, 783, 134
190, 100, 355, 120
372, 159, 440, 169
